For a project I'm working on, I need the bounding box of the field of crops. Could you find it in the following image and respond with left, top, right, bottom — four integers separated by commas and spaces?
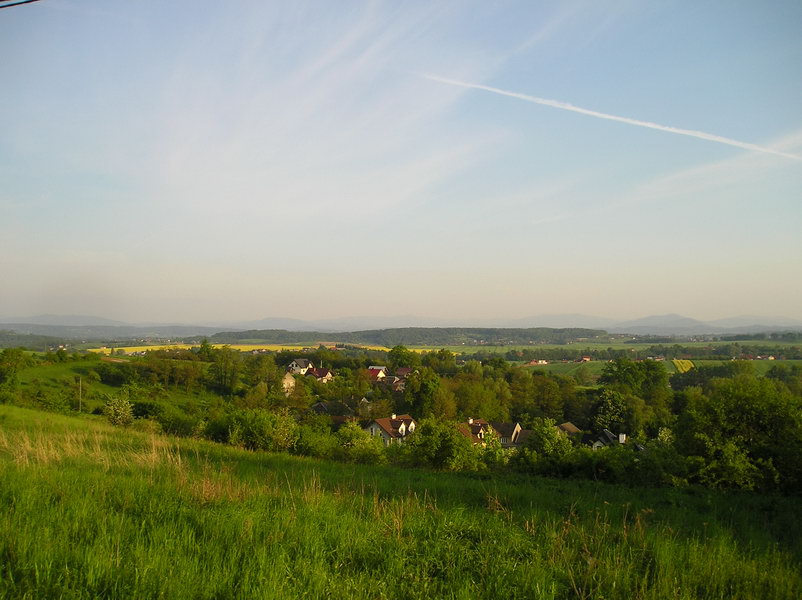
523, 360, 608, 378
89, 343, 392, 354
673, 359, 695, 373
409, 339, 802, 354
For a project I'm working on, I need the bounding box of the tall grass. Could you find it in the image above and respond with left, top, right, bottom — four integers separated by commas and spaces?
1, 405, 800, 599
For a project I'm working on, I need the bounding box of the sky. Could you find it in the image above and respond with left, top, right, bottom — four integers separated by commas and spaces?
2, 0, 801, 324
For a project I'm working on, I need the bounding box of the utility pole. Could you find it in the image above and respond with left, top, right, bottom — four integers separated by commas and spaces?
78, 376, 82, 413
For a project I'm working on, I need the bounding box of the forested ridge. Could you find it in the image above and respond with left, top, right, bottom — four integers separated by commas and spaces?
209, 327, 606, 346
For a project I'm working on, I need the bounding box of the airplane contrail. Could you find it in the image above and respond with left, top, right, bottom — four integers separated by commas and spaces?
423, 74, 802, 162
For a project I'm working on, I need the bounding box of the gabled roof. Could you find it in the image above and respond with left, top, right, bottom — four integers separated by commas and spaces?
395, 367, 415, 378
311, 401, 329, 414
289, 358, 312, 368
458, 419, 490, 444
596, 429, 619, 446
329, 415, 357, 431
489, 422, 520, 439
367, 414, 416, 438
557, 422, 581, 435
306, 368, 333, 378
367, 368, 386, 379
516, 429, 533, 446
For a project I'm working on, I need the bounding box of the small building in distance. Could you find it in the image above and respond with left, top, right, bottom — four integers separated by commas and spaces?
363, 414, 417, 446
287, 359, 314, 375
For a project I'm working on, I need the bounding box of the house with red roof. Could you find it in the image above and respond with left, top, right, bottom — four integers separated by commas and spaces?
305, 367, 334, 383
367, 367, 387, 382
458, 418, 491, 445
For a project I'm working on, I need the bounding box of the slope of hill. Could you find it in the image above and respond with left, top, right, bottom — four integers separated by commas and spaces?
1, 405, 800, 599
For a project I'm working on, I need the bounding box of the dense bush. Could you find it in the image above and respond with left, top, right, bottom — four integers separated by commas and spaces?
103, 394, 134, 427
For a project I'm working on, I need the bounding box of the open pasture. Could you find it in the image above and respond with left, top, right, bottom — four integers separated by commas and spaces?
1, 405, 801, 599
410, 339, 802, 355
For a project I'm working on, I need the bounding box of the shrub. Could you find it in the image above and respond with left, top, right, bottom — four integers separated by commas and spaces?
103, 394, 134, 427
333, 421, 386, 464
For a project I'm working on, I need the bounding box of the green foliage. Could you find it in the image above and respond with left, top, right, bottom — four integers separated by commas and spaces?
197, 337, 214, 361
3, 405, 802, 600
228, 409, 299, 453
102, 394, 134, 427
333, 420, 386, 464
212, 326, 607, 347
403, 367, 441, 417
421, 348, 458, 375
0, 347, 29, 390
592, 389, 627, 432
208, 346, 242, 396
511, 418, 573, 475
676, 375, 802, 493
479, 428, 508, 470
387, 345, 421, 370
294, 423, 338, 459
401, 419, 478, 471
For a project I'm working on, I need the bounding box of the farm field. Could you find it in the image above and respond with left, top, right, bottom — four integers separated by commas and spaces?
523, 358, 802, 379
89, 343, 319, 354
672, 359, 695, 374
409, 339, 802, 354
83, 339, 802, 358
523, 360, 610, 377
686, 359, 802, 376
1, 404, 801, 599
88, 343, 392, 354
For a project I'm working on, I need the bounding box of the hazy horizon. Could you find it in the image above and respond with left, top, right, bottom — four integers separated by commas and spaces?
2, 1, 801, 323
2, 310, 802, 330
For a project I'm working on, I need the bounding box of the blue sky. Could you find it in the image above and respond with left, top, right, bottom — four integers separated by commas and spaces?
1, 0, 801, 323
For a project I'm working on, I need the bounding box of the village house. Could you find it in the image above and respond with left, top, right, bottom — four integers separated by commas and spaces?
367, 367, 387, 382
287, 359, 314, 375
380, 375, 406, 392
363, 414, 417, 446
590, 429, 627, 450
458, 418, 491, 445
556, 422, 581, 436
489, 422, 523, 447
305, 367, 334, 383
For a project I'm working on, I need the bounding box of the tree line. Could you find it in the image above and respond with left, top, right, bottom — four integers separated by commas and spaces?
2, 344, 801, 495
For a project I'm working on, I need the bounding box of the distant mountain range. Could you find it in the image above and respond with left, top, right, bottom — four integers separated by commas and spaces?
1, 313, 801, 341
210, 313, 802, 335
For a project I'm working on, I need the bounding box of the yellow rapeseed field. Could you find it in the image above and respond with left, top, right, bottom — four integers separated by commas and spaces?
672, 359, 695, 373
88, 343, 392, 354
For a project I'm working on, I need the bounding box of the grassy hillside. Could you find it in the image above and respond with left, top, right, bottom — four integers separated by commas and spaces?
1, 406, 800, 599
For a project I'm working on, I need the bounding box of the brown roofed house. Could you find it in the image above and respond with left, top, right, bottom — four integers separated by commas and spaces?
489, 422, 523, 447
306, 367, 334, 383
458, 418, 491, 445
363, 413, 417, 446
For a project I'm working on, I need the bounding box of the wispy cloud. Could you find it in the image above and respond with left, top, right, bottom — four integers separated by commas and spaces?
422, 74, 802, 162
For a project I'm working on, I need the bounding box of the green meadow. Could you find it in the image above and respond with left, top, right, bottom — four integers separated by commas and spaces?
410, 340, 802, 354
523, 359, 802, 379
1, 405, 801, 599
